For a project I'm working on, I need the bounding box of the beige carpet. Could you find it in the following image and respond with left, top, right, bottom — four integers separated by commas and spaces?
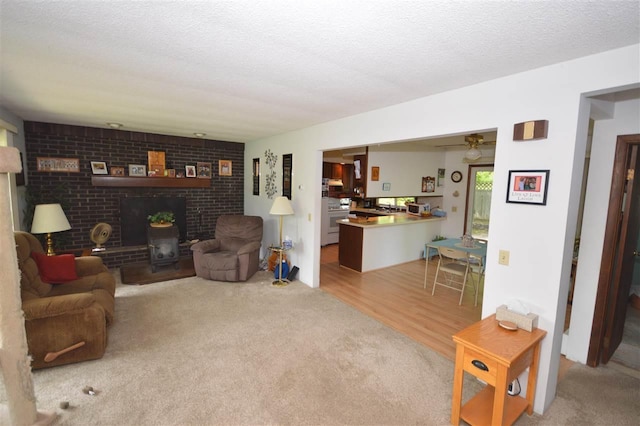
610, 305, 640, 371
2, 271, 639, 425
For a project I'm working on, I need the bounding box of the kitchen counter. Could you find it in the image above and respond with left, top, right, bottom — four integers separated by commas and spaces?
338, 211, 445, 272
340, 211, 445, 228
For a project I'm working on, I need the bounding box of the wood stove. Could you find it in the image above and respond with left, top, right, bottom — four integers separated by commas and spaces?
147, 226, 180, 272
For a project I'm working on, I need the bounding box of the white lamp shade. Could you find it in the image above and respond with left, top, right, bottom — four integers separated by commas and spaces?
465, 147, 482, 161
31, 203, 71, 234
270, 196, 294, 216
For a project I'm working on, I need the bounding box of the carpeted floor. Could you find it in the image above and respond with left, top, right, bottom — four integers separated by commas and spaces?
2, 271, 639, 425
611, 305, 640, 371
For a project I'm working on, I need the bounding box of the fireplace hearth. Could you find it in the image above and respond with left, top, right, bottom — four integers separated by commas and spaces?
147, 226, 180, 272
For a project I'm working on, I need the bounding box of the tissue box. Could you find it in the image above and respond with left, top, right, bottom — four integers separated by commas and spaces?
496, 305, 538, 332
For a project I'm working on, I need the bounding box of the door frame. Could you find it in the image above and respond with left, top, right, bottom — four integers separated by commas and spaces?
587, 134, 640, 366
463, 163, 494, 237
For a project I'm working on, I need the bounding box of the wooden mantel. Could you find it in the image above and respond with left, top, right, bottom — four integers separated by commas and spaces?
91, 176, 211, 188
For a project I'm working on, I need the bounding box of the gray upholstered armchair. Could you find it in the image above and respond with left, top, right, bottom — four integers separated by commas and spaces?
191, 215, 263, 282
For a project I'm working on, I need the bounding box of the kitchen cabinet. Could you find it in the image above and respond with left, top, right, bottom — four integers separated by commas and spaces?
331, 163, 343, 179
322, 162, 331, 179
338, 214, 444, 272
342, 164, 353, 190
322, 162, 343, 179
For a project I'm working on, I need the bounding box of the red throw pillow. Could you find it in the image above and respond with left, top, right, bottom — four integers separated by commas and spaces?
32, 252, 79, 284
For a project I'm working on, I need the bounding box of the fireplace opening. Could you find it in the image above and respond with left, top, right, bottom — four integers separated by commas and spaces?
119, 197, 187, 246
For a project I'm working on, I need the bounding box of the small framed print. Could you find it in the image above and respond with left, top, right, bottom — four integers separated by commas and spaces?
506, 170, 550, 205
197, 162, 212, 179
165, 169, 176, 178
282, 154, 292, 199
382, 182, 391, 191
185, 165, 196, 178
219, 159, 232, 176
371, 166, 380, 181
128, 164, 146, 177
37, 157, 80, 172
253, 158, 260, 196
422, 176, 435, 193
149, 164, 164, 176
110, 166, 125, 176
91, 161, 108, 175
147, 151, 166, 169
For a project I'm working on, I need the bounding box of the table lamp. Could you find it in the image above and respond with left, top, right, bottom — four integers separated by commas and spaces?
270, 196, 294, 286
31, 203, 71, 256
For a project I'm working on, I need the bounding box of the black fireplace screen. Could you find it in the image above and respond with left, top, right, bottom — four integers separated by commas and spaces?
119, 197, 187, 246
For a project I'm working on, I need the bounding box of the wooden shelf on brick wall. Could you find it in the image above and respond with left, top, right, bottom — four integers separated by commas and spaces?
91, 176, 211, 188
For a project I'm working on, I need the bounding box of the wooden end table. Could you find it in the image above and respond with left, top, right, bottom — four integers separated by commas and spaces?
451, 314, 546, 426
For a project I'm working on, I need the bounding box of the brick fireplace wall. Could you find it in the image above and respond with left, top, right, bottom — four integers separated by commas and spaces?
23, 122, 245, 268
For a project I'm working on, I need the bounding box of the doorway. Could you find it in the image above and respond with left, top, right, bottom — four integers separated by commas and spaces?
588, 134, 640, 367
464, 165, 494, 239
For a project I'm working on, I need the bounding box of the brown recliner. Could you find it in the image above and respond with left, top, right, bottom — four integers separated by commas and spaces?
191, 215, 263, 282
14, 231, 116, 369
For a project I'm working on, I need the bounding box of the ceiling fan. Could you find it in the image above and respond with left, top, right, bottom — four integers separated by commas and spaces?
436, 133, 496, 160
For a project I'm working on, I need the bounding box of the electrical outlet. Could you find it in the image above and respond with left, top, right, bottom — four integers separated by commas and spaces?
451, 206, 457, 212
308, 213, 312, 222
499, 250, 510, 265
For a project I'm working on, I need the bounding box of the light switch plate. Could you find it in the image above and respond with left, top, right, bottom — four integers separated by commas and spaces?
499, 250, 510, 265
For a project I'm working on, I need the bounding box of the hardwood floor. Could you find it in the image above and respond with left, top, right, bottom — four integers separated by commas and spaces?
320, 244, 482, 360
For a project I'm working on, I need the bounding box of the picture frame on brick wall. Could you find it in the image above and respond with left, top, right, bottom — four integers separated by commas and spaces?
91, 161, 108, 175
219, 159, 232, 176
37, 157, 80, 173
129, 164, 146, 177
185, 165, 196, 178
110, 166, 125, 176
197, 162, 212, 179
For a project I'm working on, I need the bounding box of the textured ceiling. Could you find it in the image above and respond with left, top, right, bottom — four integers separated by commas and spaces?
1, 1, 638, 143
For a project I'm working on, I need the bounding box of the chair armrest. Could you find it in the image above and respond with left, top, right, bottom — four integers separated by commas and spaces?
237, 241, 261, 256
75, 256, 108, 276
191, 239, 221, 254
22, 293, 97, 320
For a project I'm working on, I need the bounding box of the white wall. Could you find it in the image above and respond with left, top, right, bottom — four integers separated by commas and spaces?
365, 148, 445, 197
565, 96, 640, 362
244, 44, 640, 413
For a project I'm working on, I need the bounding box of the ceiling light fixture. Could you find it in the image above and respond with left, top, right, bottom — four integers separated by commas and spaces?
106, 122, 123, 129
464, 133, 483, 161
193, 133, 206, 138
465, 147, 482, 161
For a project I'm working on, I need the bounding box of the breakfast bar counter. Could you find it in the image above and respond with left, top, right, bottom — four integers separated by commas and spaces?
338, 213, 444, 272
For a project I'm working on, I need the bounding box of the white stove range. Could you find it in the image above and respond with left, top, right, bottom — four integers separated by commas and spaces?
321, 198, 350, 246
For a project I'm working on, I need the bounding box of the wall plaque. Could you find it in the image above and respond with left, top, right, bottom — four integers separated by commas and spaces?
36, 157, 80, 172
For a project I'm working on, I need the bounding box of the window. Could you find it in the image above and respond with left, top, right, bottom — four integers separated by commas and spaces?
376, 197, 415, 207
